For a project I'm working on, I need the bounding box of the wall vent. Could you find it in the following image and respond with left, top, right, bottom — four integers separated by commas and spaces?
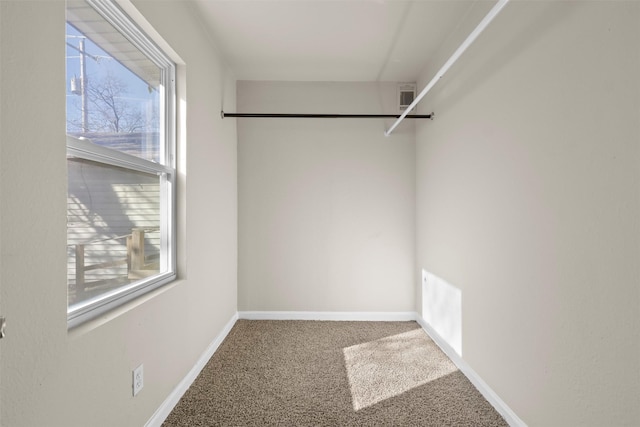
398, 83, 416, 112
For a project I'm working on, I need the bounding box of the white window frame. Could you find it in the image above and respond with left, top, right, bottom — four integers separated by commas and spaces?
66, 0, 176, 328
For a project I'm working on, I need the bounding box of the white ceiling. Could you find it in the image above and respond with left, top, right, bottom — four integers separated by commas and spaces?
192, 0, 485, 82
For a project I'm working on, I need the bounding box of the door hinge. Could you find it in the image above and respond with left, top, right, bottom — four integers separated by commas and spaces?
0, 316, 6, 339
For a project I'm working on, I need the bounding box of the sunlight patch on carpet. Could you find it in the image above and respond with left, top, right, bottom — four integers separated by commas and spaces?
343, 328, 458, 411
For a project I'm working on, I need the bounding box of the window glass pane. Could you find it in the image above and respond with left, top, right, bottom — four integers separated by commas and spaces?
66, 8, 163, 163
67, 157, 165, 308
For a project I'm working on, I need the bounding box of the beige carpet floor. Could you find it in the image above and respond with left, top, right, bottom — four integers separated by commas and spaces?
163, 320, 508, 426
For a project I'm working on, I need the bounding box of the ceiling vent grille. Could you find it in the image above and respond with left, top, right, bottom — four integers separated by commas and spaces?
398, 83, 416, 112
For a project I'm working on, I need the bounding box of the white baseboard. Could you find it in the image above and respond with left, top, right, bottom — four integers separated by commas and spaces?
145, 312, 238, 427
414, 314, 526, 427
237, 310, 416, 321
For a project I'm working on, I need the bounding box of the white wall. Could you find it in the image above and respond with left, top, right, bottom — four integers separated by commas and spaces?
415, 1, 640, 425
0, 1, 237, 425
238, 81, 415, 312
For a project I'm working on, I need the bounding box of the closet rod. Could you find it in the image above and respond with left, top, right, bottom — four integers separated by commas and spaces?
221, 111, 433, 119
384, 0, 511, 136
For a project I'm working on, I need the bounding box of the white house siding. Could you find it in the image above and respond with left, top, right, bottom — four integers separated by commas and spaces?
67, 157, 160, 304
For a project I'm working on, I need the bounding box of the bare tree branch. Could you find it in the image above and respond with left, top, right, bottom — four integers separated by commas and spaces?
68, 70, 148, 134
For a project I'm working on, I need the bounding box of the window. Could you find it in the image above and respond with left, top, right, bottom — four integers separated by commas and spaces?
66, 0, 176, 327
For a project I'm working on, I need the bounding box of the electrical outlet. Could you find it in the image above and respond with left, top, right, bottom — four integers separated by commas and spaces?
133, 364, 144, 396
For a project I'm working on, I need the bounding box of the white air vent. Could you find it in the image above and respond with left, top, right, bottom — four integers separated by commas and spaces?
398, 83, 416, 112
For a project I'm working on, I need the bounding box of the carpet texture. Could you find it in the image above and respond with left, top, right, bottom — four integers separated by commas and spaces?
162, 320, 508, 426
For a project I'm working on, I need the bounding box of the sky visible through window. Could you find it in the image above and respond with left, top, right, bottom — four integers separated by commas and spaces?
65, 22, 158, 135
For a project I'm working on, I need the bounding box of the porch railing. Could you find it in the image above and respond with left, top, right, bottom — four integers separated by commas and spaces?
72, 227, 160, 296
